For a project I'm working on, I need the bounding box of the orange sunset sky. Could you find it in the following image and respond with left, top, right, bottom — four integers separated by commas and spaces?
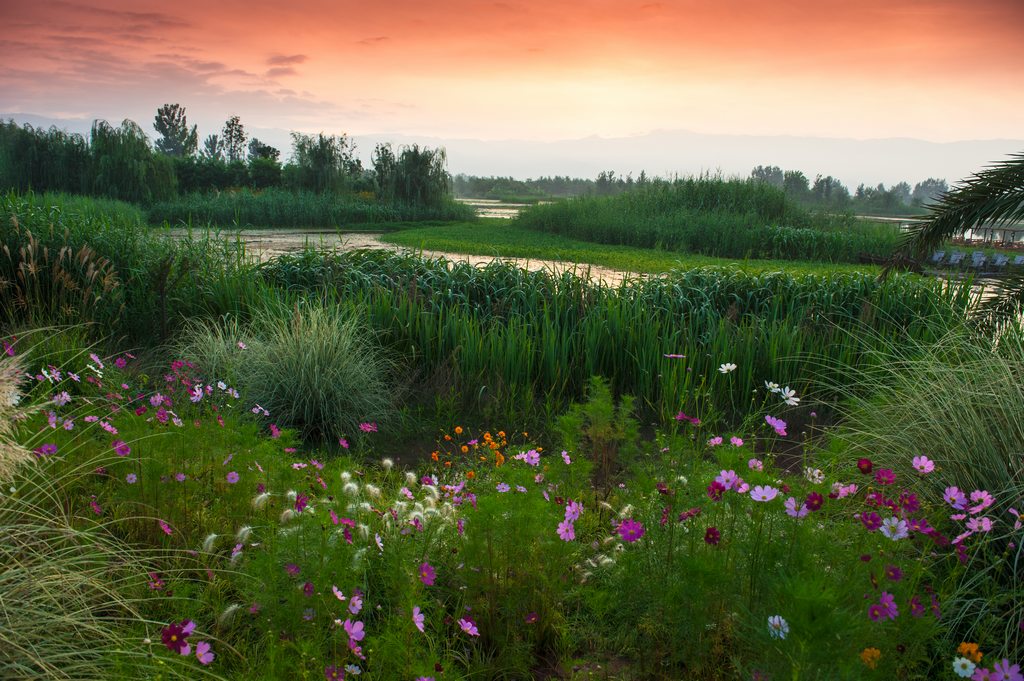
2, 0, 1023, 178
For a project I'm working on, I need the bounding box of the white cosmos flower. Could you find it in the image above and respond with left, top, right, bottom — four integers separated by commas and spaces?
764, 381, 780, 393
719, 363, 737, 374
780, 386, 800, 406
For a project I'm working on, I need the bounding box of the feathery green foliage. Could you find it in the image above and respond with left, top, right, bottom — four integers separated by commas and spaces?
177, 302, 395, 441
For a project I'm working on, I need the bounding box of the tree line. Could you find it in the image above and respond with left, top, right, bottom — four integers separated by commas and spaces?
456, 167, 948, 217
0, 104, 454, 208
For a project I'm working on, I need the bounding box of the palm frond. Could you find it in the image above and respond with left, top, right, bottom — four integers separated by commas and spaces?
894, 151, 1024, 259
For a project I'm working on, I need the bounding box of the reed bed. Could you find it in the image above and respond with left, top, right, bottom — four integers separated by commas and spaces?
516, 178, 901, 262
260, 249, 972, 424
147, 188, 474, 228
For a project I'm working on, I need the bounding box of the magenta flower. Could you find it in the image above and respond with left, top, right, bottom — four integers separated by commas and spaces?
419, 562, 436, 586
874, 468, 896, 486
730, 436, 744, 447
857, 458, 873, 474
704, 526, 720, 545
966, 516, 994, 533
557, 519, 575, 542
226, 471, 239, 484
804, 492, 824, 511
884, 564, 903, 581
35, 443, 58, 457
707, 436, 723, 447
750, 485, 779, 502
868, 592, 898, 621
458, 618, 480, 637
324, 665, 344, 680
112, 440, 130, 457
748, 458, 763, 471
992, 659, 1023, 681
161, 619, 195, 654
348, 593, 363, 615
860, 512, 883, 531
295, 493, 309, 513
195, 641, 214, 665
707, 481, 726, 501
617, 518, 645, 543
412, 606, 425, 633
339, 437, 349, 449
158, 519, 173, 535
285, 563, 300, 576
359, 422, 377, 433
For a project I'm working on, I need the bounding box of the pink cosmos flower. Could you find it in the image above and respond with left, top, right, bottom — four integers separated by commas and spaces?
912, 455, 935, 474
339, 438, 349, 449
944, 486, 968, 510
707, 436, 723, 447
419, 562, 436, 586
412, 606, 425, 632
860, 512, 883, 531
348, 594, 363, 615
969, 490, 994, 515
343, 619, 365, 642
158, 519, 173, 535
459, 618, 480, 636
561, 450, 571, 465
359, 422, 377, 433
125, 473, 137, 484
750, 485, 779, 502
557, 520, 575, 542
748, 458, 764, 471
730, 436, 744, 447
966, 517, 994, 533
226, 471, 239, 484
784, 497, 809, 518
195, 641, 214, 665
564, 500, 583, 521
496, 483, 510, 493
716, 470, 738, 489
765, 415, 787, 436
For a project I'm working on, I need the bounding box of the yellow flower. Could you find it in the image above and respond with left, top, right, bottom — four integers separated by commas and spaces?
860, 648, 881, 670
957, 642, 982, 663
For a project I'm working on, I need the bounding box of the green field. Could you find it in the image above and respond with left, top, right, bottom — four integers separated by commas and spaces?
381, 218, 884, 276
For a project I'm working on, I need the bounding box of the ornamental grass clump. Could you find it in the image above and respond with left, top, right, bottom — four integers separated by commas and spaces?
178, 301, 395, 442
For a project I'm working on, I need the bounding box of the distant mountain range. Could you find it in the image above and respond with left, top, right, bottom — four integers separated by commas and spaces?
4, 112, 1020, 188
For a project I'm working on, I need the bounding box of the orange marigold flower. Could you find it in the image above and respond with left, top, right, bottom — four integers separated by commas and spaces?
431, 452, 439, 461
860, 648, 881, 669
498, 431, 505, 438
466, 470, 475, 479
454, 426, 463, 435
495, 452, 505, 466
444, 461, 452, 467
460, 445, 469, 454
443, 435, 451, 442
957, 642, 982, 663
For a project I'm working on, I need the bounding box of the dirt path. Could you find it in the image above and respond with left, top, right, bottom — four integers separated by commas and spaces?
195, 229, 638, 286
